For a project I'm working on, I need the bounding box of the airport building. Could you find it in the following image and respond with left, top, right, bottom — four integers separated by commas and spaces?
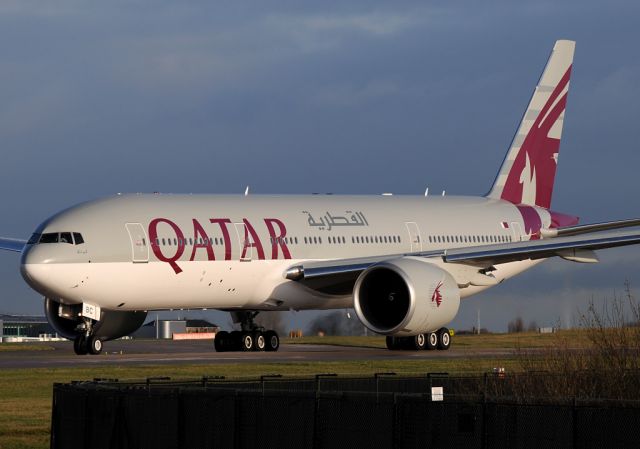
131, 319, 219, 339
0, 314, 55, 339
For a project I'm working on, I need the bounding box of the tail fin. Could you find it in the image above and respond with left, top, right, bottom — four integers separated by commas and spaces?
487, 40, 575, 209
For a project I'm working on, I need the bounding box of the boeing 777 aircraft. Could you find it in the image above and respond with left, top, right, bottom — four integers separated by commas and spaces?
1, 40, 639, 355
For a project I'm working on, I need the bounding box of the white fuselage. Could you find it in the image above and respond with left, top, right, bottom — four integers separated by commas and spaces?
20, 194, 551, 312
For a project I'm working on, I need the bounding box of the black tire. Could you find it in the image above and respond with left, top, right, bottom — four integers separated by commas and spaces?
413, 333, 427, 350
426, 332, 438, 350
437, 328, 451, 350
88, 336, 103, 355
73, 336, 88, 355
264, 330, 279, 352
240, 332, 254, 351
229, 331, 242, 351
214, 331, 229, 352
253, 331, 266, 351
385, 336, 397, 350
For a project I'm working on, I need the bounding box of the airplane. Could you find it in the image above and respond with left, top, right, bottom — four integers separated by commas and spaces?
1, 39, 639, 356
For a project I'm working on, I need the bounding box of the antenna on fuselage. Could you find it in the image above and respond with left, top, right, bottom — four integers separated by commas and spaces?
244, 186, 250, 196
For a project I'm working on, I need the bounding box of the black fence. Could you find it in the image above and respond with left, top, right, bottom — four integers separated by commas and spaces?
51, 373, 640, 449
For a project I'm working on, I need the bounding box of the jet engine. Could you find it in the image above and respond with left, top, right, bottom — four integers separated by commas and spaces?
44, 297, 147, 341
353, 257, 460, 336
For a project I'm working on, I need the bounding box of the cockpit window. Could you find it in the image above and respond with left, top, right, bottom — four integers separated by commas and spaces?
39, 233, 60, 244
27, 233, 41, 245
38, 232, 85, 245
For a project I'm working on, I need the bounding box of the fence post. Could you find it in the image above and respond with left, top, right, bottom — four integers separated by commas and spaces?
233, 390, 243, 449
481, 374, 488, 449
315, 373, 337, 392
260, 374, 282, 396
392, 393, 398, 449
572, 397, 578, 449
312, 389, 320, 449
374, 372, 396, 402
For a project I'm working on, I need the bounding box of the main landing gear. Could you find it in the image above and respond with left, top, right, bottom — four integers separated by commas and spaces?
214, 311, 280, 352
385, 328, 451, 351
73, 318, 103, 355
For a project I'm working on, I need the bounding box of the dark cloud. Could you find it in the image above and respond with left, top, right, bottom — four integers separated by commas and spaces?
1, 1, 639, 331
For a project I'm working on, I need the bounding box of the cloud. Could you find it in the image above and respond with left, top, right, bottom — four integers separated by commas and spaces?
281, 11, 425, 36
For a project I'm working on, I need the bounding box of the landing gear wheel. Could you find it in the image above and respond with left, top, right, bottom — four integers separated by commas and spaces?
214, 331, 229, 352
253, 331, 266, 351
426, 332, 438, 350
437, 328, 451, 350
230, 331, 242, 351
264, 330, 279, 352
73, 336, 88, 355
413, 333, 427, 350
240, 332, 254, 351
88, 336, 103, 355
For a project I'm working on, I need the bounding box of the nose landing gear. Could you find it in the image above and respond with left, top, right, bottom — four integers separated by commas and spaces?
73, 318, 103, 355
214, 311, 280, 352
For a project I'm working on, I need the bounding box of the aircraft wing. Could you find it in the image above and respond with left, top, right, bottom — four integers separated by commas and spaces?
443, 229, 640, 265
0, 238, 27, 253
285, 228, 640, 289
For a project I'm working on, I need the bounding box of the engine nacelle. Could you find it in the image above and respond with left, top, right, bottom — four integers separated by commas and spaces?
354, 257, 460, 336
44, 297, 147, 341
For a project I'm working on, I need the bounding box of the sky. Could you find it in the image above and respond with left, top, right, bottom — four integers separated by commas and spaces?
0, 0, 639, 332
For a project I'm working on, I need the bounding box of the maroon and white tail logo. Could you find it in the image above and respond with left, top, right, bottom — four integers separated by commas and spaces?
431, 281, 443, 307
501, 65, 571, 209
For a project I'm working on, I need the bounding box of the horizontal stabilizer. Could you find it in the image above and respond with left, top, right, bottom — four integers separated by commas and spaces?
541, 218, 640, 238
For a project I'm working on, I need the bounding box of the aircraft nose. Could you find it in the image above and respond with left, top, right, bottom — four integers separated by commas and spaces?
20, 246, 53, 293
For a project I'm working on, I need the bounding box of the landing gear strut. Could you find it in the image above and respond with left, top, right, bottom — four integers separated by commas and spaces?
214, 311, 280, 352
386, 327, 452, 351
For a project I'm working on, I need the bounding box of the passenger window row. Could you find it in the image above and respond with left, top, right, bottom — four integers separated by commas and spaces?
154, 237, 301, 247
428, 234, 511, 244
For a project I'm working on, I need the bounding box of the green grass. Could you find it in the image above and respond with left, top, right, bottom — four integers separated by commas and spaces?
0, 343, 55, 352
0, 331, 587, 449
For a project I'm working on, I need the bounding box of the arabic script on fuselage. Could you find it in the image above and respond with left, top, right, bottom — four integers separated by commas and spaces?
302, 210, 369, 231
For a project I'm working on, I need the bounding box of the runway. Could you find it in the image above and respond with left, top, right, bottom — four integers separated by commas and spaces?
0, 339, 514, 369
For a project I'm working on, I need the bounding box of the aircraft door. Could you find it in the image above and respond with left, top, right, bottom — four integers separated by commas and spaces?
125, 223, 149, 263
405, 222, 422, 252
234, 222, 252, 261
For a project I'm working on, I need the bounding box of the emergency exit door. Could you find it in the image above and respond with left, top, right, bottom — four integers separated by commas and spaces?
405, 222, 422, 252
125, 223, 149, 263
